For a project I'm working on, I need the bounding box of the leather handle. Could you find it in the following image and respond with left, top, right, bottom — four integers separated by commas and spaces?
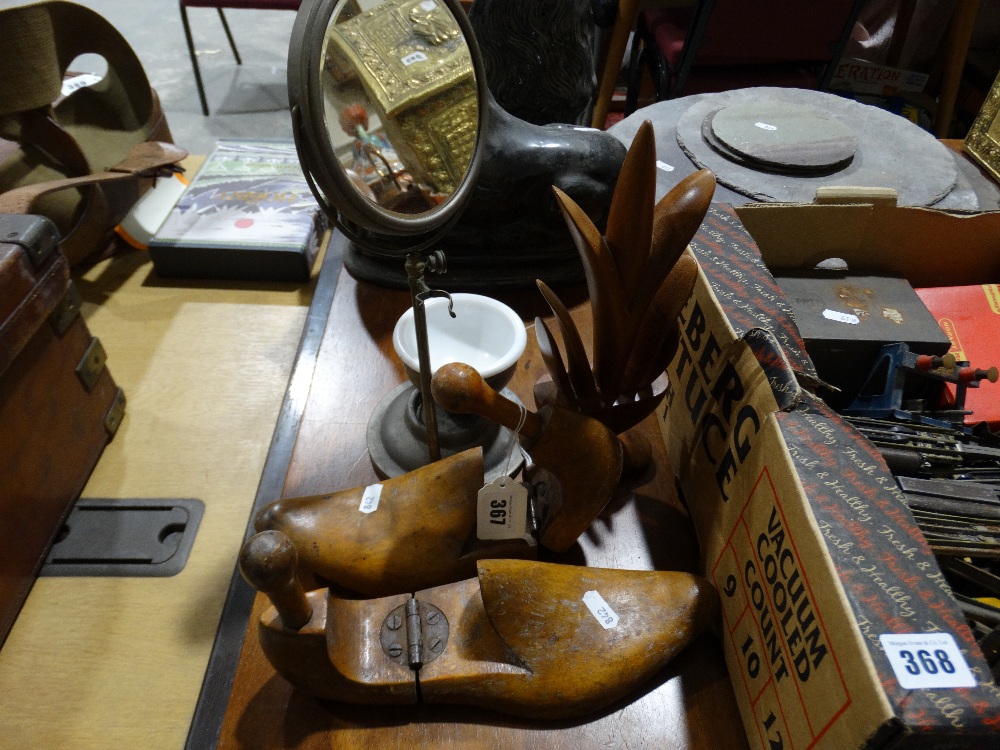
0, 141, 187, 216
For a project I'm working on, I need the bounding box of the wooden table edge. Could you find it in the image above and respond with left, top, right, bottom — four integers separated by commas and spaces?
184, 236, 346, 750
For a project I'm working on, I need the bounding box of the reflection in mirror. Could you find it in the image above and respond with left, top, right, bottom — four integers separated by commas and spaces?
321, 0, 478, 216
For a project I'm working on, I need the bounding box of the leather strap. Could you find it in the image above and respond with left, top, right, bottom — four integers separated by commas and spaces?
0, 142, 187, 216
0, 2, 179, 265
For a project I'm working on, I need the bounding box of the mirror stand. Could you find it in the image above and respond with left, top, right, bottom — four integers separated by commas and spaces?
405, 249, 449, 463
366, 249, 526, 481
290, 0, 528, 478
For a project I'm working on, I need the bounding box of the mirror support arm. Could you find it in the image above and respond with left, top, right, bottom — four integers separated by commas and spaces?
405, 251, 453, 463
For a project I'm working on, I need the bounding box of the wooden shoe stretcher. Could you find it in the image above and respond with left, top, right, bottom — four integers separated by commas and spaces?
240, 357, 716, 718
208, 255, 748, 748
250, 363, 624, 597
240, 532, 717, 719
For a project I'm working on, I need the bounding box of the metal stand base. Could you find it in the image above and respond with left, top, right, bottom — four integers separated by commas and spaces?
367, 383, 525, 482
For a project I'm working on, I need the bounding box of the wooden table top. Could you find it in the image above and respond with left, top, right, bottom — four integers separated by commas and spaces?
0, 242, 319, 750
204, 233, 749, 749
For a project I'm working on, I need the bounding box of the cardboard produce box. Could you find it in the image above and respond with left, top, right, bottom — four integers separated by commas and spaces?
658, 198, 1000, 749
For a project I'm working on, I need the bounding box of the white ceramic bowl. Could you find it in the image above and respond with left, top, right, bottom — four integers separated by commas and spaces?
393, 293, 527, 389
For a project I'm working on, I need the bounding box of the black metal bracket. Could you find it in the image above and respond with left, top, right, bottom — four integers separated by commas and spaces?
40, 498, 204, 577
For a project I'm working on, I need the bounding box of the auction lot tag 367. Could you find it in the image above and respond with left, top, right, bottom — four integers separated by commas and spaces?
477, 477, 528, 540
879, 633, 976, 689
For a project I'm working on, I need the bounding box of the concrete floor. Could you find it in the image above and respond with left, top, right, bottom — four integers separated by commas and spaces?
3, 0, 300, 157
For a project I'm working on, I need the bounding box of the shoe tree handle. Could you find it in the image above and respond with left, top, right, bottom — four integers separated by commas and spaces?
432, 362, 543, 441
239, 530, 312, 630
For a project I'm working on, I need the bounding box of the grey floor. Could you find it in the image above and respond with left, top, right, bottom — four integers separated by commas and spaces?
3, 0, 300, 157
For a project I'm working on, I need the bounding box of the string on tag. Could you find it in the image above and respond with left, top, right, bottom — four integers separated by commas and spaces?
503, 404, 527, 478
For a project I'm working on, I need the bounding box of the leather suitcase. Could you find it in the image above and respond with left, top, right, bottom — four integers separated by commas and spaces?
0, 214, 124, 648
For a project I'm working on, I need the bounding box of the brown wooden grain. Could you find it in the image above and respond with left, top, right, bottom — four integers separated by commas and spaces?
216, 264, 750, 750
253, 448, 534, 597
0, 236, 313, 750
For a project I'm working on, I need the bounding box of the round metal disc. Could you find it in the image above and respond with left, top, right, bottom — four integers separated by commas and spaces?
367, 383, 524, 481
675, 87, 958, 206
709, 101, 858, 172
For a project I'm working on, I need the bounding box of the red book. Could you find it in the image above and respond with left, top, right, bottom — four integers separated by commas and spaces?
915, 284, 1000, 428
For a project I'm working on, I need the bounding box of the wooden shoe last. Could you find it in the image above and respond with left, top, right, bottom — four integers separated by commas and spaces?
253, 448, 533, 597
240, 546, 718, 720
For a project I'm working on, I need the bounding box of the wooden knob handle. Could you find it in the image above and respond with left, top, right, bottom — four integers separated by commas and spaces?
431, 362, 542, 439
239, 530, 312, 630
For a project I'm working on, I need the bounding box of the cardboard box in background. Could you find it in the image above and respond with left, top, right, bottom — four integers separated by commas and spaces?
830, 59, 930, 98
659, 202, 1000, 749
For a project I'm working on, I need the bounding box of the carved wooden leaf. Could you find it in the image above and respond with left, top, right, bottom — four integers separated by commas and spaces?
534, 316, 575, 402
606, 120, 656, 301
631, 169, 715, 315
536, 279, 600, 405
552, 185, 627, 397
620, 253, 699, 395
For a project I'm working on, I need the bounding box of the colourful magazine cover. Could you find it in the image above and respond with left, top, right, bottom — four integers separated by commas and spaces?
150, 140, 326, 281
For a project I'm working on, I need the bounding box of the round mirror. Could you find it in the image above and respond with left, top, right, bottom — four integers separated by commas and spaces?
288, 0, 488, 242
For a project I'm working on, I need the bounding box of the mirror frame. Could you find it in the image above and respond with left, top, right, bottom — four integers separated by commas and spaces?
288, 0, 489, 241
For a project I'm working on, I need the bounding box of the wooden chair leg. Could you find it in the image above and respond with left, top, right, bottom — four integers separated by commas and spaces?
216, 8, 243, 65
592, 0, 640, 128
180, 4, 211, 116
623, 40, 642, 116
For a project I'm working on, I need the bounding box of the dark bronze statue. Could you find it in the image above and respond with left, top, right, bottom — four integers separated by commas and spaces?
344, 92, 628, 290
468, 0, 599, 126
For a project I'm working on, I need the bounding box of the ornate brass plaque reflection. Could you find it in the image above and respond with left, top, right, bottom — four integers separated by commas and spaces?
323, 0, 476, 208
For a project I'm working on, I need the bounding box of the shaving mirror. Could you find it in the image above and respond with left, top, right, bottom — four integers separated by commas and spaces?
289, 0, 487, 239
289, 0, 527, 477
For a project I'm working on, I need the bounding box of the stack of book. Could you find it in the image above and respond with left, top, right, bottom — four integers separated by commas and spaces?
149, 140, 327, 282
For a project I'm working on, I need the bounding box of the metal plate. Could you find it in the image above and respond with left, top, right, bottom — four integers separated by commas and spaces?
40, 498, 204, 577
675, 87, 958, 206
379, 598, 449, 668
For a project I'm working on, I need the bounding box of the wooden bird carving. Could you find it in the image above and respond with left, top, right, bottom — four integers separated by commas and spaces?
253, 375, 624, 597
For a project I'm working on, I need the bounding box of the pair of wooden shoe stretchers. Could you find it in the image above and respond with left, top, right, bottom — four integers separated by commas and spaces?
239, 126, 720, 720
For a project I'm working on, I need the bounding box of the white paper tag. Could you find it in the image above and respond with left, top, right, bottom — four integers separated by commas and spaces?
755, 121, 777, 131
401, 51, 429, 66
879, 633, 976, 689
359, 484, 382, 514
656, 160, 675, 172
822, 308, 860, 325
476, 477, 528, 540
61, 74, 103, 97
582, 590, 619, 629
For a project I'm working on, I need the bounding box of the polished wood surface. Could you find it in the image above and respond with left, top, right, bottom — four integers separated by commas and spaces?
214, 238, 749, 749
0, 242, 319, 750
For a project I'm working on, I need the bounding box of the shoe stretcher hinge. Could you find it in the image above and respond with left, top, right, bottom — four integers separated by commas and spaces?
380, 597, 449, 669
